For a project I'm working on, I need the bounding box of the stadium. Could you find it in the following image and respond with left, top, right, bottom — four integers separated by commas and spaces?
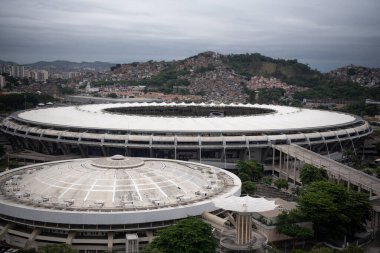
0, 155, 241, 252
1, 102, 372, 168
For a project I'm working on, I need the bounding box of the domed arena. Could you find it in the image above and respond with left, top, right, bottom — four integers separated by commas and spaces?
1, 102, 372, 168
0, 155, 241, 252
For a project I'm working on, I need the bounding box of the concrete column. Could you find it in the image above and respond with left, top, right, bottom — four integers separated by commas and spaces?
146, 231, 154, 243
101, 146, 107, 157
0, 223, 13, 240
293, 157, 296, 185
58, 142, 68, 155
78, 144, 86, 157
24, 228, 41, 249
66, 231, 76, 245
272, 148, 275, 176
286, 153, 289, 181
107, 232, 114, 252
149, 147, 153, 158
236, 212, 252, 245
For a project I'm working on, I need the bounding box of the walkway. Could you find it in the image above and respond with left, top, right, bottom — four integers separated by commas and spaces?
273, 144, 380, 196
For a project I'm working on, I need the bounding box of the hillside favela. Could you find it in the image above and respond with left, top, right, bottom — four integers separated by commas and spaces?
0, 1, 379, 253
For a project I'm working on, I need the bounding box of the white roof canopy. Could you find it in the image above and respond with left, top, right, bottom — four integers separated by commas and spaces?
16, 103, 357, 133
213, 196, 278, 213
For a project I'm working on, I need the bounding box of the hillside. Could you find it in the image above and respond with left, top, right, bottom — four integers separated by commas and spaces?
26, 60, 115, 71
328, 65, 380, 87
0, 60, 16, 65
109, 52, 380, 103
220, 53, 323, 88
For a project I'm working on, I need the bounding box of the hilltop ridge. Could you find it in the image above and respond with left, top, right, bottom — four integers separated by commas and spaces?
107, 52, 380, 103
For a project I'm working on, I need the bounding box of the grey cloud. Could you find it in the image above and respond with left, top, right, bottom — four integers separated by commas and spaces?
0, 0, 379, 71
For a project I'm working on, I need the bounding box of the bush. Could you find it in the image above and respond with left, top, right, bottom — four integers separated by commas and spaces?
241, 181, 256, 195
274, 178, 288, 190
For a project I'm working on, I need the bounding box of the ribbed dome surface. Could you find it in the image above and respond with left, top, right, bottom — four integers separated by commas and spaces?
91, 155, 144, 169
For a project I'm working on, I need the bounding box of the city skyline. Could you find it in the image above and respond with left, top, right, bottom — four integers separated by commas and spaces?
1, 0, 380, 72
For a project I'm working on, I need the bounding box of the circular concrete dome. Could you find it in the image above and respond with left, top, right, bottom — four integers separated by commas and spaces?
92, 155, 145, 169
0, 157, 241, 252
0, 157, 241, 225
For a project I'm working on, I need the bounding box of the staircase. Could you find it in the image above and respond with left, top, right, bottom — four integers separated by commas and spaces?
254, 183, 298, 202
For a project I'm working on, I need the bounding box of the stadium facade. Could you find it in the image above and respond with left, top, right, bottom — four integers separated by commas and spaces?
1, 102, 372, 168
0, 156, 241, 252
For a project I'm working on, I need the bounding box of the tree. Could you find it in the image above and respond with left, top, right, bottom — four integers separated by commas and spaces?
308, 247, 334, 253
299, 164, 328, 185
290, 250, 307, 253
236, 160, 264, 181
298, 181, 372, 239
0, 144, 5, 157
241, 181, 256, 195
238, 172, 250, 182
277, 210, 313, 248
38, 243, 78, 253
107, 93, 118, 98
341, 245, 364, 253
17, 249, 37, 253
376, 142, 380, 155
274, 178, 288, 190
145, 217, 216, 253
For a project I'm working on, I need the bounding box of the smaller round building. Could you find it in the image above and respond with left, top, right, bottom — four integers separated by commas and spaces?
0, 155, 241, 252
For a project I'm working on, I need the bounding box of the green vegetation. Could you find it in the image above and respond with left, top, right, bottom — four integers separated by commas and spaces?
298, 181, 371, 239
110, 63, 121, 71
18, 244, 78, 253
194, 64, 215, 73
341, 245, 365, 253
221, 53, 321, 87
0, 144, 5, 157
299, 164, 328, 185
241, 181, 256, 195
275, 180, 371, 251
248, 88, 286, 104
144, 217, 216, 253
274, 178, 289, 190
236, 160, 264, 181
277, 209, 313, 247
236, 160, 264, 195
59, 86, 75, 95
289, 245, 364, 253
293, 80, 380, 102
107, 93, 118, 98
222, 53, 380, 102
0, 93, 55, 112
98, 64, 191, 94
340, 102, 379, 116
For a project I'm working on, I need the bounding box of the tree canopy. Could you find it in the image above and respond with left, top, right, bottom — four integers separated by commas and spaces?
299, 164, 328, 185
274, 178, 289, 190
236, 160, 264, 181
298, 181, 372, 238
277, 209, 313, 243
144, 217, 216, 253
18, 244, 78, 253
241, 181, 256, 195
0, 93, 55, 112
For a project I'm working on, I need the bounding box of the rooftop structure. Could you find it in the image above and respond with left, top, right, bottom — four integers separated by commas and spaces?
1, 103, 372, 169
0, 156, 241, 252
11, 103, 359, 132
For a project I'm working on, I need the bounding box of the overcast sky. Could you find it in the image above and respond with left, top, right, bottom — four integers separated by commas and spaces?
1, 0, 379, 72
